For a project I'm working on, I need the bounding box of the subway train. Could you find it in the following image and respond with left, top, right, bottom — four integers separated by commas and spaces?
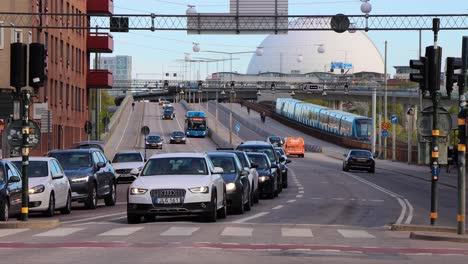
276, 98, 372, 141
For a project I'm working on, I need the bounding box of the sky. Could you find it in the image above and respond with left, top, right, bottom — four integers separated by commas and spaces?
110, 0, 468, 79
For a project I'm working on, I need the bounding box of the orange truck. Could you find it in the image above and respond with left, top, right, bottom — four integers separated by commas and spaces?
284, 137, 305, 157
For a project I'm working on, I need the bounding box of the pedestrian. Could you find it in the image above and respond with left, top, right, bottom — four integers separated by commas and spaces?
247, 106, 250, 115
132, 102, 135, 111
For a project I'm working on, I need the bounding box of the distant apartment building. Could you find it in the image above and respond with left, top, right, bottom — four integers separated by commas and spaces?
95, 55, 132, 96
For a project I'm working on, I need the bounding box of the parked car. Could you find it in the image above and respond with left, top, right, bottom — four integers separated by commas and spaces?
0, 160, 22, 221
48, 149, 117, 209
169, 131, 187, 144
127, 152, 227, 223
267, 136, 284, 147
7, 157, 72, 217
162, 108, 175, 120
236, 141, 284, 194
145, 134, 163, 149
275, 147, 291, 188
342, 149, 375, 173
215, 148, 259, 204
73, 140, 105, 153
246, 152, 278, 199
112, 152, 145, 183
207, 152, 252, 214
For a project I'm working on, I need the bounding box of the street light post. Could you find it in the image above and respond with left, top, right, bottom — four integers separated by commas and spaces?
383, 40, 388, 160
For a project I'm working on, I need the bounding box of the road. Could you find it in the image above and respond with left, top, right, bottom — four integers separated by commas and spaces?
1, 101, 467, 263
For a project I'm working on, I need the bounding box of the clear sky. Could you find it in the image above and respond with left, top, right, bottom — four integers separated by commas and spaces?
111, 0, 468, 79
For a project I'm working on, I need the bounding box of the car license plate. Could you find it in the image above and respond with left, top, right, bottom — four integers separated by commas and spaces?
154, 197, 181, 204
357, 158, 367, 162
176, 140, 180, 142
152, 143, 157, 146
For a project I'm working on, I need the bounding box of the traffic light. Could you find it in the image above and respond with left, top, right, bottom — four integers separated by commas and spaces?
426, 45, 443, 95
29, 43, 46, 94
409, 56, 428, 94
10, 42, 27, 90
445, 57, 462, 97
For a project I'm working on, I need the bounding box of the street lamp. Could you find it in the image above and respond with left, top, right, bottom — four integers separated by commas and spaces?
186, 5, 197, 15
360, 0, 372, 32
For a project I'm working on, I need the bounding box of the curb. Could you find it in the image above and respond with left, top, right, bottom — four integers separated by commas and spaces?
410, 231, 468, 243
391, 224, 456, 233
0, 220, 60, 229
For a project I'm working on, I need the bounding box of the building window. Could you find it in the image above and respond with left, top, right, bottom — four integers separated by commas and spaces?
49, 34, 54, 63
11, 29, 23, 43
60, 40, 63, 63
59, 81, 63, 106
0, 21, 4, 49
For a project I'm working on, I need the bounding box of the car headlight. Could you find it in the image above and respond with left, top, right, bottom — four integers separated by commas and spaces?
259, 176, 270, 182
189, 186, 209, 193
28, 185, 45, 194
130, 188, 148, 195
170, 137, 175, 140
226, 183, 236, 192
70, 176, 89, 183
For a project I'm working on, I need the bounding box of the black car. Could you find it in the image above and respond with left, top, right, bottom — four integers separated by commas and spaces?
207, 152, 252, 214
49, 149, 117, 209
73, 140, 105, 153
236, 141, 284, 194
275, 147, 291, 188
343, 149, 375, 173
145, 134, 163, 149
169, 131, 186, 144
267, 136, 284, 147
0, 160, 22, 221
162, 108, 175, 120
246, 152, 278, 199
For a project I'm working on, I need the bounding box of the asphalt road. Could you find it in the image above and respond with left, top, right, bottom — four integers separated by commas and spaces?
2, 101, 468, 263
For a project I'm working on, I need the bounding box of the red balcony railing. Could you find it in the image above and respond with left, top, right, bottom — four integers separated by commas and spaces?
87, 70, 113, 89
87, 32, 114, 53
87, 0, 114, 15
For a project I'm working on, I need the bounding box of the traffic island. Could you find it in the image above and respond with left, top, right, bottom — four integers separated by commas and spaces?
410, 231, 468, 243
0, 219, 60, 229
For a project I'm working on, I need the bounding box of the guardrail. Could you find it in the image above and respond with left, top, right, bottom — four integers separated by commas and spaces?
102, 93, 133, 144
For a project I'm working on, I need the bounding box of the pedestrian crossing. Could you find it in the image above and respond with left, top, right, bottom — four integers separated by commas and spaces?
0, 225, 381, 241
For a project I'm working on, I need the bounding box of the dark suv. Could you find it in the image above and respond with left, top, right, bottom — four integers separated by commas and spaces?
49, 149, 117, 209
236, 141, 284, 194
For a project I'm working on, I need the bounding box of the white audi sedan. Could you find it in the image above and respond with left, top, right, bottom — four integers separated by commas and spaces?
127, 153, 227, 224
7, 157, 72, 217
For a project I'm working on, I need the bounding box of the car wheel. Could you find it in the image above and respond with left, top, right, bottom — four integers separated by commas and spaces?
343, 164, 349, 172
204, 192, 217, 222
0, 200, 9, 221
369, 167, 375, 173
60, 192, 72, 215
104, 182, 117, 206
144, 215, 156, 222
244, 186, 252, 212
85, 182, 98, 209
253, 189, 260, 204
237, 191, 245, 214
127, 214, 141, 224
217, 191, 227, 219
282, 174, 288, 188
44, 193, 55, 217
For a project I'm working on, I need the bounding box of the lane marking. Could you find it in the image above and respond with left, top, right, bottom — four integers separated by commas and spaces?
404, 198, 414, 224
62, 212, 126, 224
298, 191, 304, 194
296, 195, 303, 198
281, 228, 313, 237
160, 227, 200, 236
98, 227, 144, 236
332, 198, 345, 201
230, 212, 269, 224
287, 199, 296, 203
221, 227, 253, 237
272, 205, 283, 210
337, 229, 375, 238
34, 228, 84, 237
115, 103, 134, 151
395, 198, 407, 225
0, 229, 29, 237
298, 187, 304, 190
311, 197, 321, 200
369, 199, 385, 203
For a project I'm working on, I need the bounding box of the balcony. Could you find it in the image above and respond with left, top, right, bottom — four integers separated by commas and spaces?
87, 0, 114, 15
87, 70, 113, 89
87, 33, 114, 53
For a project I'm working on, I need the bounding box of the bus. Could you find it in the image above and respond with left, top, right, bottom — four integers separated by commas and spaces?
185, 111, 207, 137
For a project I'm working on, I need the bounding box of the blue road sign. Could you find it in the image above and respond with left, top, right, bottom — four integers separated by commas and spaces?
234, 124, 241, 133
381, 130, 389, 137
390, 115, 398, 124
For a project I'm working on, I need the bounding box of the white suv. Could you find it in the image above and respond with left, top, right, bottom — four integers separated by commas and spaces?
127, 153, 227, 223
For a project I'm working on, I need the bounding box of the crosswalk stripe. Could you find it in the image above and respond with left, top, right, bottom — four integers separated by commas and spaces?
98, 227, 144, 236
281, 228, 313, 237
0, 229, 29, 237
221, 227, 253, 237
34, 228, 84, 237
337, 229, 375, 238
160, 227, 200, 236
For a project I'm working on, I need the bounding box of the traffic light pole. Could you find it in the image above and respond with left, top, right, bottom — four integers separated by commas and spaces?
20, 90, 31, 221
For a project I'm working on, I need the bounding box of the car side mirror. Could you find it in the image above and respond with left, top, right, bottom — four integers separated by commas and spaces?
130, 168, 140, 176
270, 164, 278, 169
250, 163, 259, 169
279, 157, 285, 162
97, 162, 106, 169
286, 160, 292, 164
241, 170, 249, 178
52, 173, 64, 180
144, 159, 147, 162
8, 176, 21, 184
212, 167, 224, 174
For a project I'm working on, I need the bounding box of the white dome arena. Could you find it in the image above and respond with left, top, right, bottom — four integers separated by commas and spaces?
247, 31, 384, 75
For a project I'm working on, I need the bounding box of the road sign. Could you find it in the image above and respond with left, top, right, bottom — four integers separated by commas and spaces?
141, 126, 150, 136
390, 115, 399, 124
234, 124, 241, 133
6, 120, 41, 148
381, 122, 390, 130
382, 130, 389, 137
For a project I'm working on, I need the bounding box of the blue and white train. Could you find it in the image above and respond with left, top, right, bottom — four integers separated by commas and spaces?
276, 98, 372, 141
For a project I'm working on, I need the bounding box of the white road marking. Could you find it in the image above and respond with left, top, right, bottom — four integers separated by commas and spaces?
296, 195, 303, 198
332, 198, 345, 201
369, 199, 385, 202
298, 191, 304, 194
281, 228, 313, 237
396, 198, 407, 225
272, 205, 284, 210
160, 227, 200, 236
337, 229, 375, 238
98, 227, 144, 236
230, 212, 269, 223
221, 227, 253, 237
34, 228, 84, 237
404, 198, 414, 224
0, 229, 29, 237
62, 212, 126, 224
287, 199, 296, 203
110, 216, 127, 221
115, 104, 134, 151
311, 197, 321, 200
298, 187, 304, 190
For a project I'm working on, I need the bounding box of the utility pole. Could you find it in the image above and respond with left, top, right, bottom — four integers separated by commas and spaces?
20, 91, 31, 221
384, 41, 388, 159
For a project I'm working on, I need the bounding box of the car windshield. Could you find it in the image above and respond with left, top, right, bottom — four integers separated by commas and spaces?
112, 153, 143, 163
234, 153, 249, 168
209, 156, 237, 174
276, 148, 285, 155
78, 144, 103, 151
141, 157, 207, 176
247, 154, 270, 170
171, 132, 184, 137
51, 152, 92, 169
12, 161, 48, 178
350, 151, 372, 158
237, 146, 275, 163
147, 136, 161, 141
